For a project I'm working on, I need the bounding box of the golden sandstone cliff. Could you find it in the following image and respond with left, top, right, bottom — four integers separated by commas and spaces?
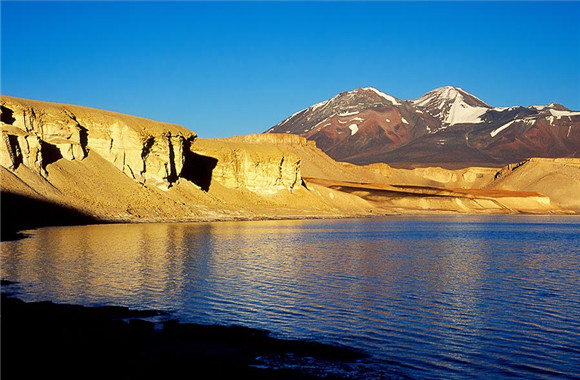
1, 96, 195, 189
193, 135, 304, 195
1, 95, 579, 235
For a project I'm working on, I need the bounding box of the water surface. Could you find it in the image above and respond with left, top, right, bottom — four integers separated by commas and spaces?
2, 215, 580, 378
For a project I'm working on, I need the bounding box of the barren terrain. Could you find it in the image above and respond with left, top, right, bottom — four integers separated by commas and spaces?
1, 96, 579, 238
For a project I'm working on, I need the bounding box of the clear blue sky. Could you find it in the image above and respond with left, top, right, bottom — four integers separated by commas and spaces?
2, 1, 579, 138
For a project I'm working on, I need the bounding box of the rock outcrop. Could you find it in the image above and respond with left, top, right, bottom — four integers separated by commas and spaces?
1, 96, 196, 189
363, 163, 497, 189
193, 135, 304, 194
306, 177, 557, 215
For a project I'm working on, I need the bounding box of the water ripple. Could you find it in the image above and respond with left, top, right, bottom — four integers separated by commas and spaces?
2, 216, 580, 378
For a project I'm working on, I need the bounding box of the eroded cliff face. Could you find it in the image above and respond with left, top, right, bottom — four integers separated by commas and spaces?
1, 97, 307, 198
193, 135, 303, 194
1, 96, 196, 189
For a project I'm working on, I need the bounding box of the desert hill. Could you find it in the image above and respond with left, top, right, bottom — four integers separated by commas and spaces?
1, 96, 578, 237
487, 158, 580, 211
267, 86, 580, 168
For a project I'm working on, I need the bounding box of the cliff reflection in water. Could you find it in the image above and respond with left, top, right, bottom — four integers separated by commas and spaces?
2, 223, 197, 308
2, 216, 579, 378
2, 219, 411, 329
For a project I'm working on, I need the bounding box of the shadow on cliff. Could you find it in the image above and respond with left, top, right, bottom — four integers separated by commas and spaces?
1, 192, 102, 241
181, 149, 218, 192
1, 105, 16, 124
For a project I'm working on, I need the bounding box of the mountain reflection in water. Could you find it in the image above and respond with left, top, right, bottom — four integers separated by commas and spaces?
2, 216, 580, 378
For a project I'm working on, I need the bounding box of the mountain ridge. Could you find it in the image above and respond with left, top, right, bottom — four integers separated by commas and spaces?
266, 86, 580, 168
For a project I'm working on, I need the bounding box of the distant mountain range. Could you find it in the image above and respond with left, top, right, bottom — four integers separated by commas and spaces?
266, 86, 580, 168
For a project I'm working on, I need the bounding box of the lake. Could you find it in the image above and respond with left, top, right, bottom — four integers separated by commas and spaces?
2, 215, 579, 379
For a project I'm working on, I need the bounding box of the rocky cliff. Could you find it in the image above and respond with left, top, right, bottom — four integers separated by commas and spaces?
194, 135, 305, 195
1, 96, 196, 190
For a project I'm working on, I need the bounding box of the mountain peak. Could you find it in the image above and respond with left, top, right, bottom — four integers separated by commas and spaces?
359, 87, 402, 106
433, 85, 462, 93
329, 87, 402, 105
413, 86, 490, 125
436, 86, 468, 99
547, 103, 570, 111
417, 86, 488, 106
305, 87, 403, 113
267, 86, 404, 133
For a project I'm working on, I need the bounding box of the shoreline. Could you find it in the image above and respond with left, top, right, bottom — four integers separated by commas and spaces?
1, 289, 367, 379
4, 209, 579, 242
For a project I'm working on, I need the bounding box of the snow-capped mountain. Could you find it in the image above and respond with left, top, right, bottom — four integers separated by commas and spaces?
266, 86, 580, 168
412, 86, 490, 126
271, 87, 404, 136
267, 87, 440, 161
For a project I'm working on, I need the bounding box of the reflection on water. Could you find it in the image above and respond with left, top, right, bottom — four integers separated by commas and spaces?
2, 216, 580, 378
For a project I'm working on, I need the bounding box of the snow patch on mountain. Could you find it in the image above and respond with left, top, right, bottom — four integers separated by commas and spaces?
413, 86, 490, 125
490, 120, 516, 138
338, 111, 360, 117
312, 118, 333, 130
348, 124, 359, 135
311, 100, 330, 112
446, 101, 489, 125
549, 109, 580, 118
364, 87, 401, 105
493, 106, 517, 112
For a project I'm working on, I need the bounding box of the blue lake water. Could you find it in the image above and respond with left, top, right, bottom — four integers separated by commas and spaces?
2, 215, 580, 378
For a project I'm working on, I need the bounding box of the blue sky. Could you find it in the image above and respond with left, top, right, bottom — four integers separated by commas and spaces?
2, 1, 579, 138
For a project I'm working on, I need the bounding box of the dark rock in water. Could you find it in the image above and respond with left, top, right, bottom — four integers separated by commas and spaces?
1, 294, 366, 380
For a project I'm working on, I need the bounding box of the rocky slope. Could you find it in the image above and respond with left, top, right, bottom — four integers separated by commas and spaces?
487, 157, 580, 211
306, 177, 556, 215
267, 86, 580, 168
